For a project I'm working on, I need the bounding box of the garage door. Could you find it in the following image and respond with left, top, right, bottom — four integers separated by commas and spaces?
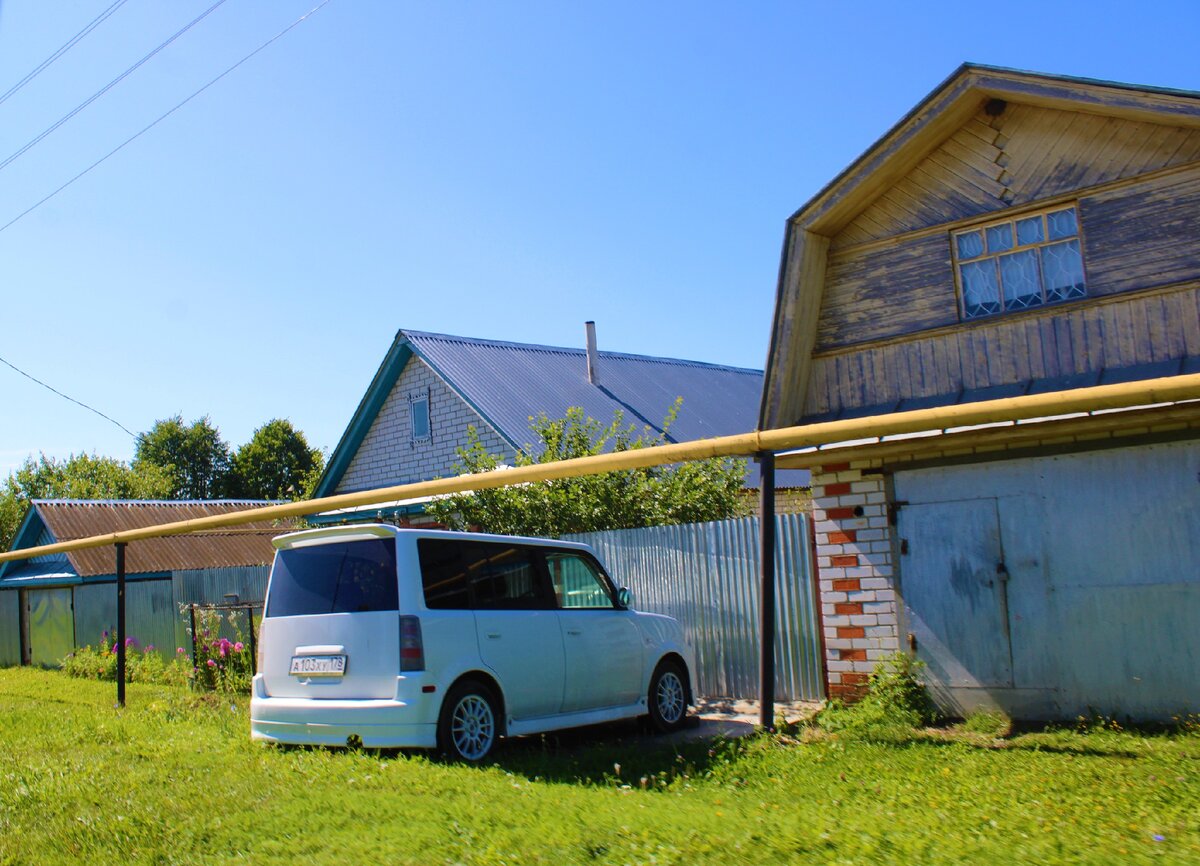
894, 439, 1200, 720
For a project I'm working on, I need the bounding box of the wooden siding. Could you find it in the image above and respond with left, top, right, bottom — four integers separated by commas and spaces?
803, 283, 1200, 419
833, 105, 1200, 250
1081, 166, 1200, 296
818, 233, 956, 349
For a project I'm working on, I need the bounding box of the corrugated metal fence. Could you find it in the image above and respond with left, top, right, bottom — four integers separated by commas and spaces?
567, 513, 823, 702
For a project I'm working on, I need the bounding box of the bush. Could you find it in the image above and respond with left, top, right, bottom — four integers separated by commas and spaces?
187, 607, 255, 693
817, 652, 938, 737
961, 709, 1012, 737
61, 632, 189, 686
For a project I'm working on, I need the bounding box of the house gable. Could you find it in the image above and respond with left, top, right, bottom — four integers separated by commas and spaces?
834, 104, 1200, 250
334, 355, 514, 494
761, 65, 1200, 430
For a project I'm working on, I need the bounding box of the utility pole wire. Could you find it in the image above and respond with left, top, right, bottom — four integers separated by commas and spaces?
0, 0, 131, 109
0, 353, 137, 439
0, 0, 230, 175
0, 0, 334, 236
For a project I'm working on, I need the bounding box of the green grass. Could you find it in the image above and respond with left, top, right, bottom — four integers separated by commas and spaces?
1, 669, 1197, 864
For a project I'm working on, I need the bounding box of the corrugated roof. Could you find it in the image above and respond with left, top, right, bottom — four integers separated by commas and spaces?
407, 330, 765, 447
27, 500, 294, 578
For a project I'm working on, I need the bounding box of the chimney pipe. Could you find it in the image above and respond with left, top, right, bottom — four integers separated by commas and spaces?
585, 321, 599, 385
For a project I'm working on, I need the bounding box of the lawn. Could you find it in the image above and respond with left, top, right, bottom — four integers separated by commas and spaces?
0, 668, 1197, 865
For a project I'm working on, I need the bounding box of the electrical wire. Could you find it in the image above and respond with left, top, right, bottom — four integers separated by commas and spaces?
0, 353, 137, 439
0, 0, 334, 236
0, 0, 231, 176
0, 0, 131, 109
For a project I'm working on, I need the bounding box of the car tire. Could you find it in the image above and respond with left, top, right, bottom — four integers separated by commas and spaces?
438, 679, 500, 762
647, 659, 688, 733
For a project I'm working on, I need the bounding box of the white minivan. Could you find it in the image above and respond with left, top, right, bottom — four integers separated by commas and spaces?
250, 524, 694, 761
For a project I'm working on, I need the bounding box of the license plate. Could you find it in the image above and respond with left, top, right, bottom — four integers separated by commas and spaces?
289, 655, 347, 677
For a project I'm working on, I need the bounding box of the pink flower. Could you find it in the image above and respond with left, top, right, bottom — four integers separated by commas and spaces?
176, 647, 186, 655
206, 659, 217, 668
233, 642, 244, 652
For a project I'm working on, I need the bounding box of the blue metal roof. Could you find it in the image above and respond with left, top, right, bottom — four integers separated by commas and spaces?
408, 331, 763, 447
316, 329, 809, 494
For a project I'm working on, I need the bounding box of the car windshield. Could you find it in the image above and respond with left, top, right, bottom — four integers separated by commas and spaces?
265, 538, 398, 617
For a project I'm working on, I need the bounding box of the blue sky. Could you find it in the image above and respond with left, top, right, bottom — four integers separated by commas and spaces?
1, 0, 1198, 476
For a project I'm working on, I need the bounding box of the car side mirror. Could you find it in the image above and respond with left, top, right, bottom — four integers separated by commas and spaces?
617, 586, 633, 609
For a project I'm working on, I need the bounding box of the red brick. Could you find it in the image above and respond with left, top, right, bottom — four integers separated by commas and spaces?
822, 482, 851, 496
826, 530, 857, 544
824, 506, 856, 520
819, 462, 851, 474
830, 555, 859, 568
836, 626, 866, 638
831, 578, 860, 592
834, 602, 862, 615
839, 649, 867, 661
828, 683, 869, 702
842, 672, 870, 685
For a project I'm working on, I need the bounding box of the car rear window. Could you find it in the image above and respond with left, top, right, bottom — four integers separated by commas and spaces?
265, 538, 398, 617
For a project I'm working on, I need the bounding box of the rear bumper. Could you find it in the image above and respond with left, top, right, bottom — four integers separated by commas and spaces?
250, 679, 438, 749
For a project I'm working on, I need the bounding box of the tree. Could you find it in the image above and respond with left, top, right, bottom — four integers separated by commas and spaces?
228, 419, 325, 501
133, 415, 232, 499
0, 453, 172, 551
424, 401, 746, 536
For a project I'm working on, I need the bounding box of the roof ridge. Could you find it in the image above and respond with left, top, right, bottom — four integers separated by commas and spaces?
401, 329, 762, 374
32, 499, 282, 507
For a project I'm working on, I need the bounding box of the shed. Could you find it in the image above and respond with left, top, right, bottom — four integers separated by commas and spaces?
0, 500, 293, 667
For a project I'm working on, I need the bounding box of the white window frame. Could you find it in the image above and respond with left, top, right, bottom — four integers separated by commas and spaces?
952, 204, 1087, 320
409, 390, 431, 445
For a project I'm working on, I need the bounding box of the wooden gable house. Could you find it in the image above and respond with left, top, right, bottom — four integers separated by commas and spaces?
761, 65, 1200, 720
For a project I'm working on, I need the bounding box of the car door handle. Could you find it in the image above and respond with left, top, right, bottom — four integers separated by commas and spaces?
486, 632, 501, 639
565, 628, 582, 636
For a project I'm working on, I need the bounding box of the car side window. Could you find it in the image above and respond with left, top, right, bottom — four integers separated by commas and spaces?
463, 542, 554, 610
546, 551, 616, 609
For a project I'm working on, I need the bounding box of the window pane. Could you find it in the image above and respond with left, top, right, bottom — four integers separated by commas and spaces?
267, 539, 398, 617
463, 543, 550, 610
986, 223, 1013, 253
955, 231, 984, 260
999, 250, 1042, 309
411, 397, 430, 441
1046, 207, 1078, 240
961, 260, 1000, 318
417, 538, 471, 609
1041, 240, 1086, 301
546, 552, 615, 609
1015, 216, 1044, 245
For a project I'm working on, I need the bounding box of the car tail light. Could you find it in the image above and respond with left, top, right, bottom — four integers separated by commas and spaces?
399, 615, 424, 672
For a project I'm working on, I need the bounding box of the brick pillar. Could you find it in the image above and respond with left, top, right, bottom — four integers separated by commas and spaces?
812, 462, 900, 701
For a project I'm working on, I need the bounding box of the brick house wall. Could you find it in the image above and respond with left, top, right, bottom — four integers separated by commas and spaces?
811, 460, 899, 700
337, 357, 514, 493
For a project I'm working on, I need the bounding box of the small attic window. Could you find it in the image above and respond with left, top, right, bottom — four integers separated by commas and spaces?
953, 205, 1086, 319
409, 391, 431, 445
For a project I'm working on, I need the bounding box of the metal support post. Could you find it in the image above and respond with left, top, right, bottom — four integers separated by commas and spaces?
758, 451, 777, 730
115, 542, 127, 708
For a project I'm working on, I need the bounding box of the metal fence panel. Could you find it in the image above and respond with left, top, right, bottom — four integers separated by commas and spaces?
74, 580, 177, 660
0, 591, 20, 666
567, 513, 822, 702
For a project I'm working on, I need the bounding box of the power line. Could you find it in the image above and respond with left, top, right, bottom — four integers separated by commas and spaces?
0, 353, 137, 439
0, 0, 131, 109
0, 0, 334, 236
0, 0, 231, 176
